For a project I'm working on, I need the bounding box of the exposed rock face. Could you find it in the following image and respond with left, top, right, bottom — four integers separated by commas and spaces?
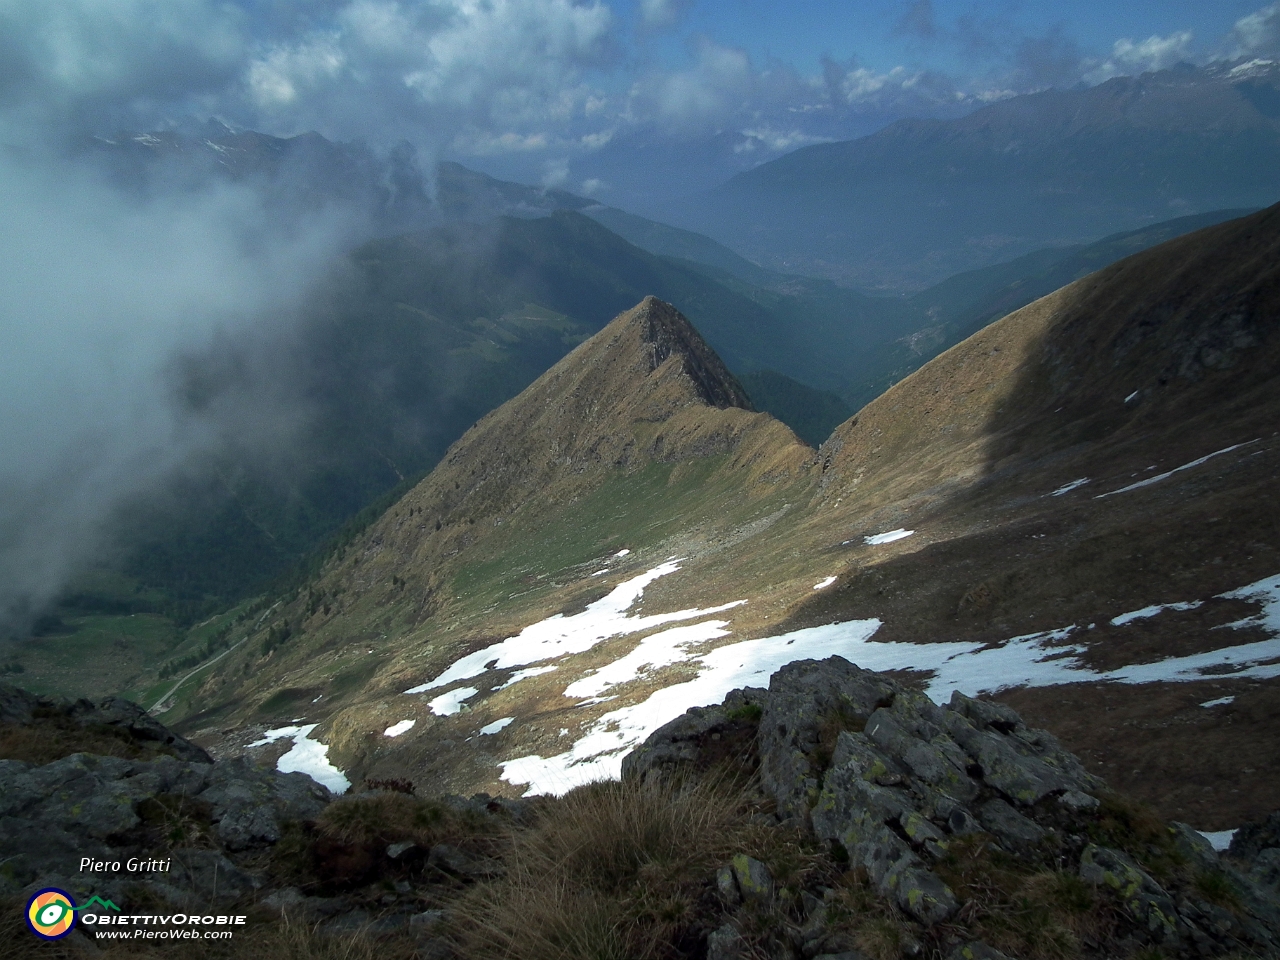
0, 681, 211, 762
0, 750, 330, 906
628, 656, 1280, 955
1231, 810, 1280, 898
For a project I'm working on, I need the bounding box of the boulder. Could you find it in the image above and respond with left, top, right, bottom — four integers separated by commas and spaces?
622, 687, 768, 784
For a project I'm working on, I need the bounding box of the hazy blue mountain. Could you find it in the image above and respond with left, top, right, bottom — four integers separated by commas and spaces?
79, 126, 595, 236
842, 208, 1258, 409
581, 204, 778, 288
680, 63, 1280, 291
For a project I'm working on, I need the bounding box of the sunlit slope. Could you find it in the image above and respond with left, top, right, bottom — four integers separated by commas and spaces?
172, 298, 815, 743
181, 206, 1280, 822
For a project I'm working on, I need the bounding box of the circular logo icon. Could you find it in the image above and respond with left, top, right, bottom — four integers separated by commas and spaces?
26, 888, 77, 940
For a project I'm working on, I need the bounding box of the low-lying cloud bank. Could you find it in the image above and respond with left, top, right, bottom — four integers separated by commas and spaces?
0, 146, 356, 629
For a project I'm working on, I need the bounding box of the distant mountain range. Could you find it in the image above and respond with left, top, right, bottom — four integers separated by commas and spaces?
677, 62, 1280, 291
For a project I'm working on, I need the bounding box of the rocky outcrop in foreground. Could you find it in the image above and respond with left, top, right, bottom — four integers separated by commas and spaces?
5, 665, 1280, 960
626, 657, 1280, 959
0, 683, 330, 907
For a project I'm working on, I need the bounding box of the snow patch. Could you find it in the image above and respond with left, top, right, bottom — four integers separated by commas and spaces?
248, 724, 350, 793
1218, 574, 1280, 634
1096, 442, 1256, 498
428, 687, 479, 716
501, 570, 1280, 796
404, 561, 744, 695
501, 618, 884, 796
614, 549, 630, 558
1124, 390, 1139, 403
813, 576, 837, 590
1049, 478, 1090, 497
1199, 697, 1235, 708
1199, 829, 1237, 851
480, 717, 515, 735
564, 620, 734, 699
383, 720, 416, 738
864, 529, 914, 545
1111, 601, 1202, 626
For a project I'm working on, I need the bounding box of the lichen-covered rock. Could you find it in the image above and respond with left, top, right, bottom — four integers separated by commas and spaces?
1079, 844, 1178, 940
947, 942, 1017, 960
757, 660, 896, 821
428, 843, 506, 880
1231, 809, 1280, 865
707, 921, 747, 960
749, 658, 1109, 925
717, 863, 742, 906
976, 798, 1045, 848
625, 655, 1280, 954
0, 747, 331, 903
730, 854, 774, 905
201, 757, 330, 849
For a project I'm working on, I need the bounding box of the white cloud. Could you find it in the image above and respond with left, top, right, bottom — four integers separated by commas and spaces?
1226, 3, 1280, 59
247, 37, 345, 108
0, 0, 615, 154
733, 126, 830, 154
1083, 31, 1194, 84
627, 40, 755, 129
0, 150, 351, 626
541, 157, 569, 187
0, 0, 245, 133
638, 0, 693, 32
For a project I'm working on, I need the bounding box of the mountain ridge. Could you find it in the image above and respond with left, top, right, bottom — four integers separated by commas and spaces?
168, 202, 1280, 828
685, 64, 1280, 290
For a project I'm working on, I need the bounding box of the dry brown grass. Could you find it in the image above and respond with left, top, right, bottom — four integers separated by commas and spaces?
934, 836, 1107, 960
450, 775, 772, 960
0, 720, 170, 765
315, 792, 492, 849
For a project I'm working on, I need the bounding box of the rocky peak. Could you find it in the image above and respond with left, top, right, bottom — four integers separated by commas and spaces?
634, 296, 754, 410
343, 296, 796, 547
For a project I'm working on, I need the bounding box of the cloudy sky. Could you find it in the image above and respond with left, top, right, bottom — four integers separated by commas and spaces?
1, 0, 1277, 196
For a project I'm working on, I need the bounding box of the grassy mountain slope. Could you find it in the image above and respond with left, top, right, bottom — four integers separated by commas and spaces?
18, 204, 1257, 714
166, 299, 814, 752
180, 204, 1280, 831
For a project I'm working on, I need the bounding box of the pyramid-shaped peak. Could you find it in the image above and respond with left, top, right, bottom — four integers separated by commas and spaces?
619, 296, 754, 411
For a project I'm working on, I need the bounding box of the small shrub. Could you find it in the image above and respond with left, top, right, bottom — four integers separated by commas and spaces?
1087, 792, 1184, 882
317, 792, 454, 847
1194, 869, 1242, 911
725, 703, 762, 723
364, 777, 415, 794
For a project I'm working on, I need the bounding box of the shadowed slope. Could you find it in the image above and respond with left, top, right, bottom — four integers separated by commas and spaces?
816, 202, 1280, 509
